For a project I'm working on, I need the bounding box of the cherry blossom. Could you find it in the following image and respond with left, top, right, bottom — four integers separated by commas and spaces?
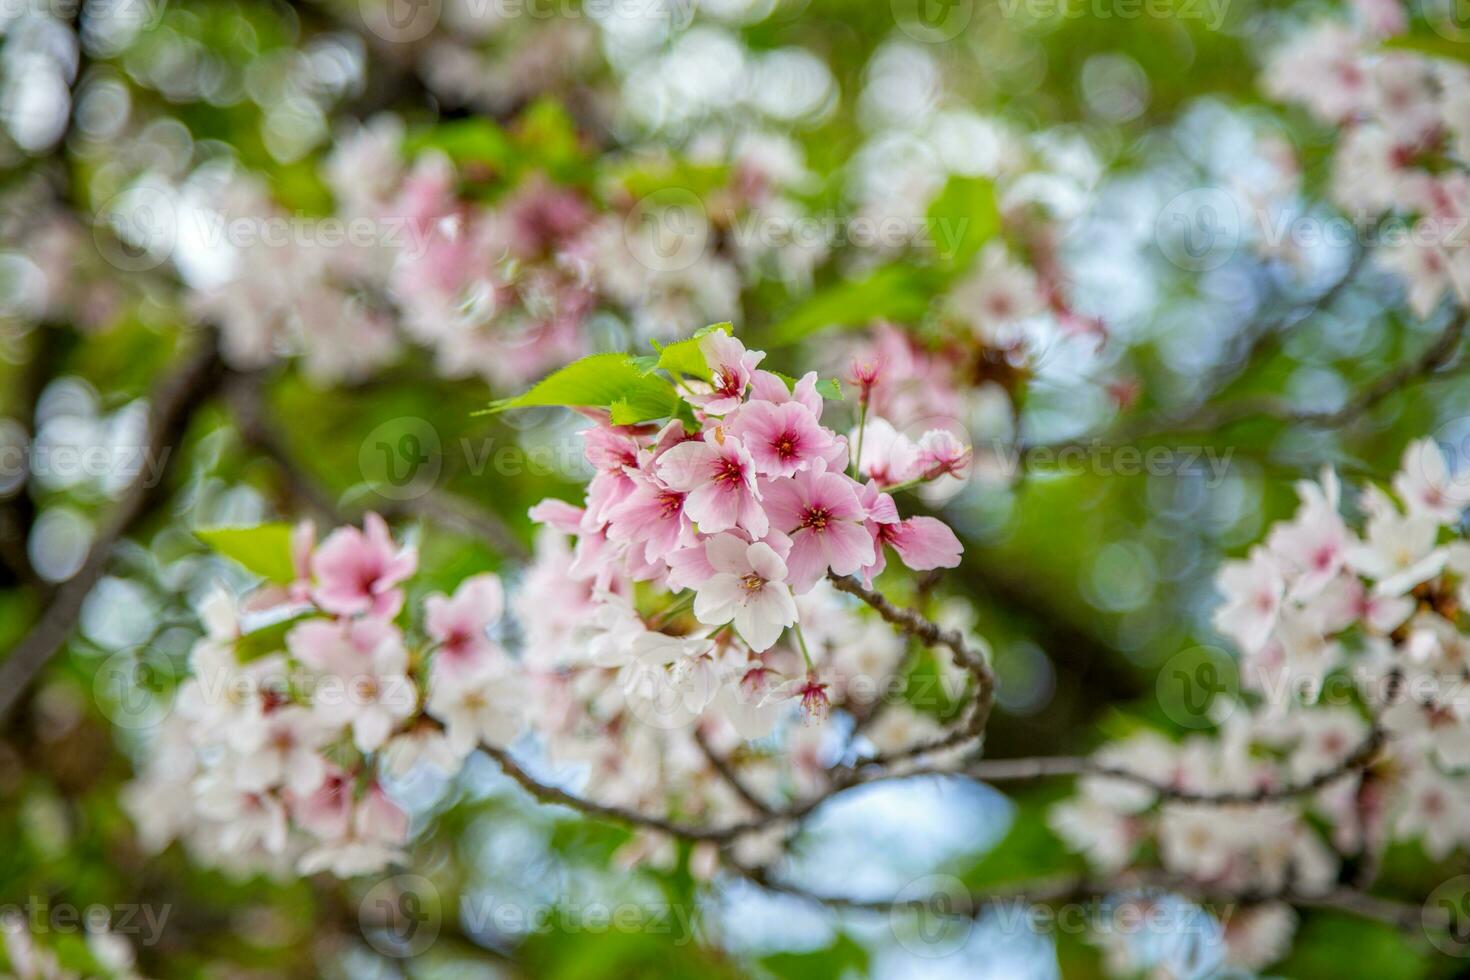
310, 512, 417, 617
656, 431, 769, 537
685, 331, 765, 415
1054, 437, 1470, 951
761, 465, 875, 593
425, 573, 505, 678
692, 534, 799, 652
729, 399, 840, 479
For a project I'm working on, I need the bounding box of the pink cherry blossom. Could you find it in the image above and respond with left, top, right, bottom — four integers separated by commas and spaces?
583, 426, 642, 525
729, 399, 837, 479
426, 573, 504, 678
426, 660, 526, 752
852, 417, 922, 488
656, 431, 768, 537
300, 618, 416, 752
917, 429, 972, 481
1267, 470, 1348, 600
310, 513, 417, 617
1394, 438, 1470, 525
685, 331, 765, 415
879, 517, 963, 573
762, 467, 875, 593
1214, 546, 1287, 654
764, 672, 830, 724
298, 783, 410, 877
235, 706, 328, 796
605, 469, 695, 567
290, 764, 354, 840
528, 498, 586, 533
852, 480, 962, 579
748, 369, 825, 418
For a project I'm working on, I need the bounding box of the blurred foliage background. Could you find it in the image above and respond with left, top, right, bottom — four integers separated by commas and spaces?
1, 0, 1468, 976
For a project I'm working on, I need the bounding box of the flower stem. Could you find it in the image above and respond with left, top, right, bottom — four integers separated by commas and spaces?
650, 590, 695, 628
793, 620, 815, 672
852, 401, 868, 479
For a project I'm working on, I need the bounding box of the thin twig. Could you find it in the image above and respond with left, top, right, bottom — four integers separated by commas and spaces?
481, 743, 771, 842
826, 573, 996, 765
946, 725, 1385, 806
1026, 306, 1468, 457
694, 728, 775, 817
728, 859, 1428, 932
225, 376, 530, 562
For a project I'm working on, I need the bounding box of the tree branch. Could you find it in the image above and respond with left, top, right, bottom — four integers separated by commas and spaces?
944, 725, 1385, 805
694, 727, 775, 817
224, 374, 530, 562
728, 860, 1429, 932
0, 331, 222, 723
480, 743, 773, 843
826, 573, 996, 765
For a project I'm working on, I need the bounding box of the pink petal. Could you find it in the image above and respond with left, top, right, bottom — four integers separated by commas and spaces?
888, 517, 962, 570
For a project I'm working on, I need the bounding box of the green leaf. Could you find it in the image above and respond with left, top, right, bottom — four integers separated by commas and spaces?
767, 265, 935, 345
613, 160, 732, 201
652, 322, 731, 381
513, 98, 586, 175
759, 933, 869, 979
927, 175, 1000, 269
608, 386, 681, 425
235, 614, 302, 662
484, 353, 679, 421
403, 118, 514, 168
1385, 31, 1470, 65
196, 524, 296, 583
768, 371, 844, 401
1274, 912, 1428, 980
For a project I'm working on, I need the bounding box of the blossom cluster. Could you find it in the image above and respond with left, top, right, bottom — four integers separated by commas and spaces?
125, 515, 524, 878
1051, 438, 1470, 969
499, 331, 976, 852
123, 331, 980, 877
1263, 14, 1470, 316
180, 119, 823, 386
519, 329, 964, 705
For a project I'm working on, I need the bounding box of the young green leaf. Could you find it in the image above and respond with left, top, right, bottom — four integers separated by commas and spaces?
196, 523, 296, 583
651, 322, 731, 381
768, 371, 844, 401
483, 352, 681, 421
927, 174, 999, 269
767, 265, 934, 345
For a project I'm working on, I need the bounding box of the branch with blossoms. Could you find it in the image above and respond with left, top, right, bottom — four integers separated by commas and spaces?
9, 323, 1466, 965
94, 321, 1470, 977
93, 336, 992, 885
